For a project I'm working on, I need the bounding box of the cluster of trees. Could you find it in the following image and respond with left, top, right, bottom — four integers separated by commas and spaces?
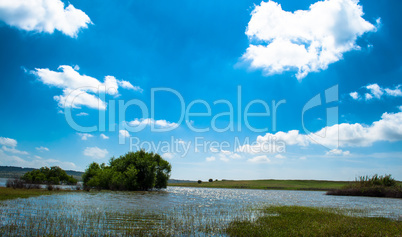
21, 166, 78, 185
82, 150, 171, 191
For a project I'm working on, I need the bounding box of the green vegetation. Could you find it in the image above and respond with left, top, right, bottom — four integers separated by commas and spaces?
21, 166, 78, 185
170, 179, 351, 191
327, 174, 402, 198
83, 150, 171, 191
0, 187, 72, 201
226, 206, 402, 236
0, 165, 83, 181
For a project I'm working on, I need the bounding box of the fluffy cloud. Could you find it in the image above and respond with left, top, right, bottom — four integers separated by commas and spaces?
78, 133, 94, 140
248, 155, 271, 163
162, 152, 175, 159
350, 84, 402, 101
243, 0, 376, 79
119, 130, 130, 138
32, 65, 141, 110
0, 0, 91, 37
325, 149, 350, 156
35, 146, 49, 152
100, 134, 109, 139
0, 137, 28, 155
0, 137, 17, 147
0, 150, 76, 170
239, 110, 402, 151
83, 147, 108, 159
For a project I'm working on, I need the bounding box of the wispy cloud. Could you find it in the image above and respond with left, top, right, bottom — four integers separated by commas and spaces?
83, 147, 108, 159
36, 146, 50, 152
0, 137, 28, 155
77, 133, 94, 140
350, 83, 402, 101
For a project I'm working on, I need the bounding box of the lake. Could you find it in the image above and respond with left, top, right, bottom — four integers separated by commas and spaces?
0, 186, 401, 236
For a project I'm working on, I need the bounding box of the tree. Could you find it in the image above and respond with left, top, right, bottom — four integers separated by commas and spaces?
82, 150, 171, 191
209, 179, 213, 182
21, 166, 78, 185
198, 180, 202, 184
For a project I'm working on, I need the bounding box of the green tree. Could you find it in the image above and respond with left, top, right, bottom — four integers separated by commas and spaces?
21, 166, 77, 185
82, 150, 171, 191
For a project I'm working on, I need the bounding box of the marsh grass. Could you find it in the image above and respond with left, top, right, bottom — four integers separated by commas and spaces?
0, 187, 73, 201
170, 179, 350, 191
226, 206, 402, 237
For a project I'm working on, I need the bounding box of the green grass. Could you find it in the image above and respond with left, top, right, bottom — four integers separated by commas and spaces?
169, 179, 351, 191
226, 206, 402, 237
0, 187, 75, 201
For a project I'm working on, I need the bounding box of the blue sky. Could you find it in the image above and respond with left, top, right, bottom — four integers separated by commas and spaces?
0, 0, 401, 181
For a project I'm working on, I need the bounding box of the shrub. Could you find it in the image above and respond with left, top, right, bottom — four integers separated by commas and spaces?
21, 166, 78, 185
198, 180, 202, 184
209, 179, 213, 182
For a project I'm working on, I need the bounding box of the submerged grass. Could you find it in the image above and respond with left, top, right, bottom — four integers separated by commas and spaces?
170, 179, 350, 191
0, 187, 75, 201
226, 206, 402, 237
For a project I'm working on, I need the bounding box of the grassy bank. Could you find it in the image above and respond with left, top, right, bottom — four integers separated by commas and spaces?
169, 179, 351, 191
0, 187, 75, 201
326, 174, 402, 198
226, 206, 402, 236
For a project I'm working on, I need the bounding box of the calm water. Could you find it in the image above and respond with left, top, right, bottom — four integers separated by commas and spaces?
1, 186, 401, 235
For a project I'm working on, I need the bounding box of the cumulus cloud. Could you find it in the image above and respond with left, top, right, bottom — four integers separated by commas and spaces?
36, 146, 49, 152
83, 147, 108, 159
0, 150, 76, 170
0, 137, 28, 155
248, 155, 271, 163
0, 137, 17, 147
239, 110, 402, 151
77, 133, 94, 140
325, 149, 350, 156
243, 0, 376, 79
350, 84, 402, 101
100, 134, 109, 139
0, 0, 92, 37
162, 152, 175, 159
32, 65, 142, 110
119, 130, 130, 138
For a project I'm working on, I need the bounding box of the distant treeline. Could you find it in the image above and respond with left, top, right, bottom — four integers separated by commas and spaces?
0, 166, 83, 181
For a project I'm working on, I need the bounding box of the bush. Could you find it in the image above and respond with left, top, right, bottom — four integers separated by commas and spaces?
198, 180, 202, 184
21, 166, 78, 185
82, 150, 171, 191
209, 179, 213, 182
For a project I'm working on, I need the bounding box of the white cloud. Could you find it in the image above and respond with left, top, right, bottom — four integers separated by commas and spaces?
78, 133, 94, 140
274, 154, 286, 159
239, 110, 402, 150
243, 0, 376, 79
0, 0, 91, 37
118, 80, 143, 92
366, 84, 383, 99
83, 147, 108, 159
248, 155, 271, 163
32, 65, 142, 110
220, 156, 230, 162
2, 146, 29, 155
100, 134, 109, 139
36, 146, 49, 152
119, 130, 130, 138
349, 84, 402, 101
325, 149, 350, 156
206, 156, 216, 162
0, 137, 17, 147
0, 150, 76, 170
350, 92, 360, 100
162, 152, 175, 159
76, 112, 89, 116
0, 137, 28, 155
128, 118, 178, 129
